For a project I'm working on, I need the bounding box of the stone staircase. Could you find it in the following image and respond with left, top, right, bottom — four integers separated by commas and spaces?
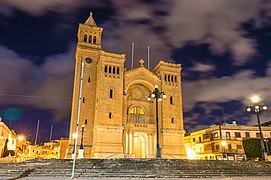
1, 159, 271, 179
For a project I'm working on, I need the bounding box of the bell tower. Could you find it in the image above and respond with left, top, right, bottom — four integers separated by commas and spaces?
67, 12, 103, 158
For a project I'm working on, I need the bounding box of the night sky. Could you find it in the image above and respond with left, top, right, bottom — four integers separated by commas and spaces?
0, 0, 271, 143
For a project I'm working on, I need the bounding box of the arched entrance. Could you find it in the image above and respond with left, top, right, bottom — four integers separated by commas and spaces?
134, 133, 147, 158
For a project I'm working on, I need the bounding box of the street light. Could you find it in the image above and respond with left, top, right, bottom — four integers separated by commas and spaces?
80, 125, 85, 150
148, 85, 166, 158
72, 133, 77, 154
221, 141, 227, 159
246, 95, 268, 160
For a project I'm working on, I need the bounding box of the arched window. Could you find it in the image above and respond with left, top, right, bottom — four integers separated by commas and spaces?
104, 66, 108, 73
117, 67, 120, 75
113, 67, 116, 74
109, 66, 112, 73
109, 112, 113, 119
85, 119, 88, 124
88, 77, 90, 83
109, 89, 113, 98
82, 97, 85, 103
129, 106, 145, 123
93, 36, 97, 44
168, 75, 170, 82
170, 96, 173, 105
171, 76, 174, 82
84, 35, 87, 42
88, 35, 92, 43
171, 117, 175, 123
165, 75, 167, 81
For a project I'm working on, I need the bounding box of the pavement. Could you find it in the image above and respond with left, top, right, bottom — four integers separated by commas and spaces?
1, 177, 271, 180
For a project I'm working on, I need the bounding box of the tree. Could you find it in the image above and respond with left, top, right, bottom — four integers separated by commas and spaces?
243, 138, 262, 160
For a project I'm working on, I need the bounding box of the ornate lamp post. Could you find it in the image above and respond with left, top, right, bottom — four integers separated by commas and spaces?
246, 95, 268, 160
148, 85, 166, 158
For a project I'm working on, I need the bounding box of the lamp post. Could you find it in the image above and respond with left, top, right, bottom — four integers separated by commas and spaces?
148, 85, 166, 158
80, 125, 85, 150
246, 95, 268, 161
72, 133, 77, 154
221, 141, 227, 160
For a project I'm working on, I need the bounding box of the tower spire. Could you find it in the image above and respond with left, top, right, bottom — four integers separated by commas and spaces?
85, 12, 97, 26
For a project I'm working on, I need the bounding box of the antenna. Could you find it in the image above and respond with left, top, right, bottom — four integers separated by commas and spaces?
35, 120, 40, 145
147, 46, 150, 70
49, 124, 53, 141
131, 42, 135, 69
222, 109, 226, 124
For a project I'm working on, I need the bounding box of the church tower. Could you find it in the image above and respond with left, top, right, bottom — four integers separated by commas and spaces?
67, 13, 125, 158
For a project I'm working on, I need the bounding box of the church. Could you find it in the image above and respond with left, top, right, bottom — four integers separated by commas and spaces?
66, 13, 186, 159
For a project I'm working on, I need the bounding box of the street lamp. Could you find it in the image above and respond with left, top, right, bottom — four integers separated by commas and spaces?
72, 133, 77, 154
80, 125, 85, 150
246, 95, 268, 160
221, 141, 227, 160
148, 85, 166, 158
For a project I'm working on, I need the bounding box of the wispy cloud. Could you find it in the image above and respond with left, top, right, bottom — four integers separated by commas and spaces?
0, 45, 75, 121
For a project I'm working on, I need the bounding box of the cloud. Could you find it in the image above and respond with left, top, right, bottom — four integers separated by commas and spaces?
0, 0, 89, 16
190, 62, 215, 73
183, 68, 271, 112
0, 45, 75, 122
98, 0, 271, 68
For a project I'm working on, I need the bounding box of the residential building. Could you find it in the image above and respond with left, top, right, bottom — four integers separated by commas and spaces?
185, 122, 271, 160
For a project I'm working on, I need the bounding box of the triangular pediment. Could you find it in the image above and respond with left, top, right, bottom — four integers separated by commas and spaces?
85, 12, 97, 26
125, 66, 160, 81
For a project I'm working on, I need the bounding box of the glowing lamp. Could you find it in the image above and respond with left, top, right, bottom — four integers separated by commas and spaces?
251, 95, 260, 104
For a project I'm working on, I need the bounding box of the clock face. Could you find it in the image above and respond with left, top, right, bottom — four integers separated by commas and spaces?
85, 57, 93, 64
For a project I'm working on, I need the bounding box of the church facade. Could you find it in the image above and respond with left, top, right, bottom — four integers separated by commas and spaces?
66, 13, 186, 159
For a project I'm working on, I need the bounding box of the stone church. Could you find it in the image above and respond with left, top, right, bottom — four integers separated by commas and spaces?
66, 13, 186, 159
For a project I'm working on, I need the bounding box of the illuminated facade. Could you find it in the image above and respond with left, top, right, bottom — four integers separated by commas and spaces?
66, 13, 186, 159
0, 117, 17, 157
185, 122, 271, 160
28, 139, 68, 159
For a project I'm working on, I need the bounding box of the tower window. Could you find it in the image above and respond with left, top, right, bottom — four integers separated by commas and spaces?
93, 36, 97, 44
171, 117, 175, 124
109, 112, 112, 119
170, 96, 173, 105
85, 119, 88, 125
88, 77, 90, 83
82, 97, 85, 103
109, 89, 113, 98
109, 66, 112, 73
171, 76, 174, 82
88, 35, 92, 43
113, 67, 116, 74
84, 35, 87, 42
168, 75, 170, 82
117, 67, 120, 75
165, 75, 167, 81
105, 66, 108, 73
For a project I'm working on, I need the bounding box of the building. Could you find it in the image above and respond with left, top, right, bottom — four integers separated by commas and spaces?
28, 138, 69, 159
185, 122, 271, 160
0, 117, 17, 157
66, 13, 186, 159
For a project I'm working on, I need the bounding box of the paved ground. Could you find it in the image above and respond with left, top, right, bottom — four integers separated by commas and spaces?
1, 177, 271, 180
